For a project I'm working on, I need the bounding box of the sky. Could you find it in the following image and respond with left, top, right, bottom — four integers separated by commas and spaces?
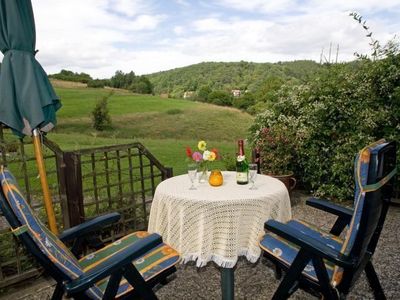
16, 0, 400, 78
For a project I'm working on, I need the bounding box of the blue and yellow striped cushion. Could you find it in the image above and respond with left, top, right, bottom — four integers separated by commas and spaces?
332, 139, 389, 286
79, 231, 180, 298
0, 167, 104, 299
260, 220, 340, 282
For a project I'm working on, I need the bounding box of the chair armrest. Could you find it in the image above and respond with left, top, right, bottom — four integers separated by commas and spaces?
59, 212, 121, 243
65, 233, 163, 295
306, 198, 353, 219
265, 220, 355, 268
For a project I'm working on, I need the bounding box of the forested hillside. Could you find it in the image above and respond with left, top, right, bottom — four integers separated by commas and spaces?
47, 60, 323, 114
147, 60, 322, 98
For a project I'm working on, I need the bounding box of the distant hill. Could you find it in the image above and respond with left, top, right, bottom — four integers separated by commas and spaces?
147, 60, 322, 98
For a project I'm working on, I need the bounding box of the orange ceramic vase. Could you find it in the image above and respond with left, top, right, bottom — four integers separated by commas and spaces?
209, 170, 223, 186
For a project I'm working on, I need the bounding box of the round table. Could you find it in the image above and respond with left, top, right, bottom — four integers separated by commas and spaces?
148, 171, 292, 299
148, 171, 291, 267
148, 172, 291, 299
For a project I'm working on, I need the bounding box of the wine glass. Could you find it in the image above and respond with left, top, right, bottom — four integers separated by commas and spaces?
188, 163, 197, 190
249, 163, 258, 190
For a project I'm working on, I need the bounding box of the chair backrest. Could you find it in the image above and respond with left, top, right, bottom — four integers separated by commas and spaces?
331, 140, 397, 288
350, 140, 396, 259
0, 167, 103, 300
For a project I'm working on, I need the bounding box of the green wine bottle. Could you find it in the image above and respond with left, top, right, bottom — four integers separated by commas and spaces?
236, 139, 249, 184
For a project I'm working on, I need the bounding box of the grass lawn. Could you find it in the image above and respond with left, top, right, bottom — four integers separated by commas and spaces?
50, 85, 254, 175
48, 133, 239, 175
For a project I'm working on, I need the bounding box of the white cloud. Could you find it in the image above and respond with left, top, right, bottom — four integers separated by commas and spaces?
107, 0, 154, 18
217, 0, 400, 14
1, 0, 396, 78
174, 26, 185, 35
179, 12, 372, 63
216, 0, 297, 14
130, 15, 166, 31
174, 0, 190, 6
307, 0, 400, 13
28, 0, 165, 78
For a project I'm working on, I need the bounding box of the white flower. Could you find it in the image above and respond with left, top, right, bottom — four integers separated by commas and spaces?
203, 150, 211, 161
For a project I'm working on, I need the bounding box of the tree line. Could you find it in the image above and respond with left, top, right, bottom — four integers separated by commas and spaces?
49, 69, 153, 94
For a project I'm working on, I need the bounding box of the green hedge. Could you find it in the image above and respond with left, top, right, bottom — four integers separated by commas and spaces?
250, 49, 400, 201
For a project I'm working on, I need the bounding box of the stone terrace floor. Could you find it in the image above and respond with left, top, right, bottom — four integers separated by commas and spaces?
1, 192, 399, 300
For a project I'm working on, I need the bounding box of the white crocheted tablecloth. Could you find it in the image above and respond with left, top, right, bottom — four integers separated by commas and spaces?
148, 171, 292, 268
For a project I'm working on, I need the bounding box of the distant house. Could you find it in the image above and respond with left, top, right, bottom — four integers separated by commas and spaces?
231, 89, 241, 97
183, 91, 195, 99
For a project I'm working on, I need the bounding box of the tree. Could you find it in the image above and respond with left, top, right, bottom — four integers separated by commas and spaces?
207, 90, 232, 106
232, 92, 256, 111
255, 76, 285, 104
130, 76, 153, 94
110, 70, 126, 88
87, 79, 109, 88
196, 85, 212, 102
91, 92, 113, 130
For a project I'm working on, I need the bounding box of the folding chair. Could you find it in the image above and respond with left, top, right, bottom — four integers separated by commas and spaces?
0, 166, 180, 299
259, 140, 397, 299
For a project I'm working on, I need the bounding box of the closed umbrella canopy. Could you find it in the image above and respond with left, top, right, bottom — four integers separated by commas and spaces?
0, 0, 61, 233
0, 0, 61, 137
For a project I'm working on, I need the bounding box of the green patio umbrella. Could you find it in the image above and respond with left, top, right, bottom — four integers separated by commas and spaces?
0, 0, 61, 233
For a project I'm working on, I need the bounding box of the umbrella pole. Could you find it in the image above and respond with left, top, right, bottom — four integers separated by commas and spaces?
32, 129, 59, 234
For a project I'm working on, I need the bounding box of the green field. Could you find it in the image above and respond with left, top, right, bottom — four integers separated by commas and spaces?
50, 86, 254, 175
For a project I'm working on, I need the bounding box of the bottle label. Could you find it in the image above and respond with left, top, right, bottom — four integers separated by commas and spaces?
236, 172, 248, 182
237, 155, 246, 162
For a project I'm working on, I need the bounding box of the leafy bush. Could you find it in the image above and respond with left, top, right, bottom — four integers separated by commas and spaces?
87, 79, 108, 88
232, 92, 256, 111
91, 92, 113, 131
254, 123, 298, 175
196, 85, 212, 102
129, 76, 153, 94
250, 45, 400, 201
110, 71, 153, 93
208, 90, 232, 106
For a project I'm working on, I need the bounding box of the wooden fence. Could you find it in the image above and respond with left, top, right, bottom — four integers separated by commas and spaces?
0, 126, 172, 288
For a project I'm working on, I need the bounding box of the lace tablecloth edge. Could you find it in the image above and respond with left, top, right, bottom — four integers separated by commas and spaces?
180, 249, 261, 268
